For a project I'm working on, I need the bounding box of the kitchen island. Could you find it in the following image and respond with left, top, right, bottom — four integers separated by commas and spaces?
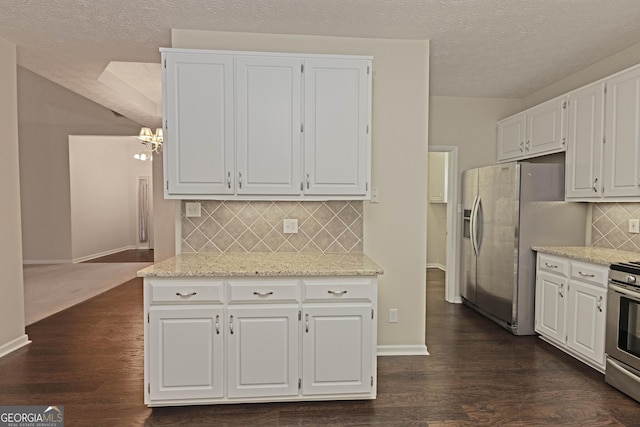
138, 252, 383, 407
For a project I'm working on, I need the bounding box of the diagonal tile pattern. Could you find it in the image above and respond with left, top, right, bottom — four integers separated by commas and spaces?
182, 201, 363, 254
592, 202, 640, 252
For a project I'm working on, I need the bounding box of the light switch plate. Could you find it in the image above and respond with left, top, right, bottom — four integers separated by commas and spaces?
185, 202, 201, 218
283, 218, 298, 234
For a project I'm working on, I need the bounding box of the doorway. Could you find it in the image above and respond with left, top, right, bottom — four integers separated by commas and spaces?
427, 146, 459, 303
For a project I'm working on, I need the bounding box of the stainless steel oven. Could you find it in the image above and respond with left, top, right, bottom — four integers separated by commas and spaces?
606, 262, 640, 402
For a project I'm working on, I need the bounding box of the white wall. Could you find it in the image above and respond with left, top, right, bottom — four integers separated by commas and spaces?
69, 135, 152, 262
17, 67, 142, 263
428, 96, 522, 295
170, 29, 430, 351
0, 37, 29, 357
523, 41, 640, 108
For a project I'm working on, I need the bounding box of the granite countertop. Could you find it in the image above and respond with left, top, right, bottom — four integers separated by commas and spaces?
137, 252, 384, 278
532, 246, 640, 266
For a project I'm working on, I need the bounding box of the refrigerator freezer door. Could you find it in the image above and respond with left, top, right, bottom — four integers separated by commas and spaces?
461, 169, 478, 303
475, 163, 520, 325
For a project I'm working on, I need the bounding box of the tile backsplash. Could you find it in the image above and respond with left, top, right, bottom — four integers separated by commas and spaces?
592, 202, 640, 252
181, 200, 363, 254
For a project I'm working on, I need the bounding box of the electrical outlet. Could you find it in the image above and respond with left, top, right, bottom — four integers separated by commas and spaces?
629, 219, 640, 234
185, 202, 201, 218
283, 218, 298, 234
388, 308, 398, 323
370, 188, 380, 204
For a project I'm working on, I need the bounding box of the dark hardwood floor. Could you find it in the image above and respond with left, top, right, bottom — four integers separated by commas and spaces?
1, 268, 638, 425
82, 249, 155, 263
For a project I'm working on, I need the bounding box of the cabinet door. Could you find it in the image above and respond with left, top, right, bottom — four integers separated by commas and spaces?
535, 271, 567, 343
565, 83, 605, 199
236, 56, 302, 195
304, 58, 370, 196
604, 67, 640, 198
302, 305, 372, 395
227, 306, 299, 398
148, 306, 224, 400
497, 113, 526, 162
566, 280, 606, 368
526, 96, 567, 156
163, 52, 235, 196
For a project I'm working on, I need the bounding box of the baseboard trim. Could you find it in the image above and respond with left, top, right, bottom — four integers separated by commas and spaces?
23, 259, 72, 265
72, 245, 138, 263
377, 345, 429, 356
426, 263, 446, 271
0, 334, 30, 358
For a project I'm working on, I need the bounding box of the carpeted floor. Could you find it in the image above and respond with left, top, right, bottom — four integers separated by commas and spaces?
23, 262, 151, 325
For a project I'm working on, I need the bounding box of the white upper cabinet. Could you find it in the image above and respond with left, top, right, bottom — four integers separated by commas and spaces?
303, 59, 371, 197
603, 66, 640, 198
565, 82, 605, 200
497, 96, 566, 163
236, 56, 302, 196
161, 48, 372, 200
497, 112, 526, 162
163, 52, 235, 196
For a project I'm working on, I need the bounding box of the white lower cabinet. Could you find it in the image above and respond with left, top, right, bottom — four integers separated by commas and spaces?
534, 253, 608, 372
144, 276, 377, 406
227, 305, 299, 398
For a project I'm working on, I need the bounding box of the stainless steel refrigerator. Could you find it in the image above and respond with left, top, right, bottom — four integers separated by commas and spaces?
461, 162, 587, 335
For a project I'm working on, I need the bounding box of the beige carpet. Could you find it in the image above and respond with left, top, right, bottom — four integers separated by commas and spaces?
23, 262, 151, 325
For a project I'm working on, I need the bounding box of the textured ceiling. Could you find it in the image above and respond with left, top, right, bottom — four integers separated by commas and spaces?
1, 0, 640, 128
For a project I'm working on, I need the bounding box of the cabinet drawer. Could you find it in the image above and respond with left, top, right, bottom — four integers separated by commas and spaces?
149, 278, 224, 303
538, 254, 569, 277
303, 278, 373, 302
227, 279, 301, 303
570, 261, 608, 287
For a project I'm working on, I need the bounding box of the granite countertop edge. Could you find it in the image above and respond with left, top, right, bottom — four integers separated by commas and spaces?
137, 252, 384, 278
532, 246, 640, 266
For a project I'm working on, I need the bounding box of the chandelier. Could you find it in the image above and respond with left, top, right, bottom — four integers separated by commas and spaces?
134, 127, 163, 161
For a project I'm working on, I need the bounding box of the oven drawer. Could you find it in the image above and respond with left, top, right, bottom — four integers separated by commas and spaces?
571, 261, 607, 287
538, 254, 569, 277
606, 357, 640, 403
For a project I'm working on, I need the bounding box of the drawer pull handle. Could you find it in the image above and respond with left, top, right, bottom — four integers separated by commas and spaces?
215, 315, 220, 335
229, 315, 234, 335
175, 291, 197, 297
328, 290, 348, 296
544, 262, 559, 268
305, 313, 309, 333
597, 296, 603, 312
578, 271, 595, 278
253, 291, 274, 297
559, 283, 564, 298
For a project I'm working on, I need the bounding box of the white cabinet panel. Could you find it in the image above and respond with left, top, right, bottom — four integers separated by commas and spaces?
163, 53, 234, 196
302, 305, 372, 395
497, 113, 526, 162
526, 97, 566, 156
566, 280, 606, 367
227, 306, 299, 398
236, 56, 302, 195
535, 271, 567, 343
565, 82, 605, 199
604, 67, 640, 198
304, 59, 370, 196
148, 306, 224, 400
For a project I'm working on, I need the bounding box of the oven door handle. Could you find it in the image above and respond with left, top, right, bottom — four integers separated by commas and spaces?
609, 282, 640, 303
607, 357, 640, 382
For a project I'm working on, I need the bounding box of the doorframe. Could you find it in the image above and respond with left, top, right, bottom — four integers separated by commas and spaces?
428, 145, 459, 303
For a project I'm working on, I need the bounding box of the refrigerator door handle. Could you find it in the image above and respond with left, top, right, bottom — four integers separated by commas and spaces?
470, 195, 480, 256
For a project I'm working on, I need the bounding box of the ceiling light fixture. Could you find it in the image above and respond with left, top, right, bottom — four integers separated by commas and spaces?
134, 127, 163, 161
